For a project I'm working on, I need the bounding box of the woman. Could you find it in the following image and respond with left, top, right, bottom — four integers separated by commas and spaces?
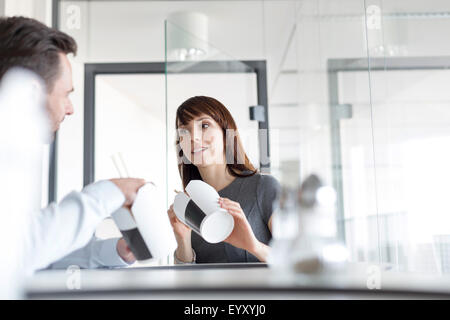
167, 96, 280, 264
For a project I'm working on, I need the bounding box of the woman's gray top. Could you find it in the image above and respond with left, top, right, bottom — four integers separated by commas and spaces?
191, 173, 281, 263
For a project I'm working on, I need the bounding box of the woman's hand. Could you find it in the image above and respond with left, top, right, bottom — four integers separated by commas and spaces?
219, 197, 269, 262
167, 204, 194, 263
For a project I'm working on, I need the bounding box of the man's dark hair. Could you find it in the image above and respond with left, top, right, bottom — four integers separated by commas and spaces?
0, 16, 77, 91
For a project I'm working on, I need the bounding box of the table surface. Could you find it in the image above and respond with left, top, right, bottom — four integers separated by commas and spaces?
26, 262, 450, 299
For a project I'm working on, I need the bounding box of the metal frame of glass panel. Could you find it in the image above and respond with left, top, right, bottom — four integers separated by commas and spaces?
83, 60, 269, 187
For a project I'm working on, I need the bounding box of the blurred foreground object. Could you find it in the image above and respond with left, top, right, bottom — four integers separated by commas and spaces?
0, 68, 50, 298
269, 174, 349, 274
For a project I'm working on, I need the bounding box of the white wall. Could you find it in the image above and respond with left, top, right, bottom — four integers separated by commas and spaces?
4, 0, 52, 25
0, 0, 5, 16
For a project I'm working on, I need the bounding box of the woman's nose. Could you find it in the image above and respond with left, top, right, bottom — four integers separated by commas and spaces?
191, 127, 202, 142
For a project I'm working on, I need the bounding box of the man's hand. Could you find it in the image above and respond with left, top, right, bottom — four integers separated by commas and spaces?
116, 238, 136, 264
110, 178, 146, 208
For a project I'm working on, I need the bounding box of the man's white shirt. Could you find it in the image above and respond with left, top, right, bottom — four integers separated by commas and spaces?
25, 180, 130, 274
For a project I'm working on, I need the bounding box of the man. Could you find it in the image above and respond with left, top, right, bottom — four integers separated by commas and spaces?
0, 16, 137, 272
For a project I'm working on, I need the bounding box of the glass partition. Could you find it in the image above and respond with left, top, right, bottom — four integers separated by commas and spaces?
294, 0, 378, 266
364, 1, 450, 274
293, 0, 450, 275
52, 0, 450, 275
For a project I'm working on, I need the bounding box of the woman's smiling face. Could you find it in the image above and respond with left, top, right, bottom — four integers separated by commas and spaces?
178, 114, 225, 167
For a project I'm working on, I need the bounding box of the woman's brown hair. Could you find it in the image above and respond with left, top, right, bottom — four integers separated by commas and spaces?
175, 96, 257, 189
